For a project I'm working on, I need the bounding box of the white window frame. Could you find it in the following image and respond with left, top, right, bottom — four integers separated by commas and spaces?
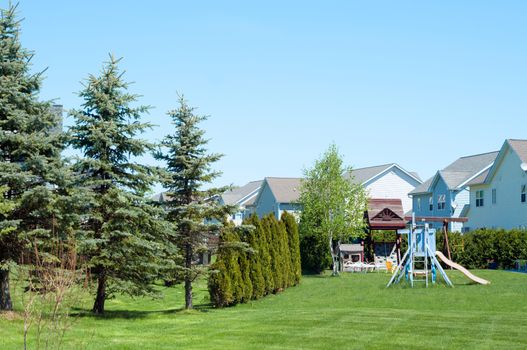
429, 196, 433, 211
492, 188, 497, 205
417, 197, 421, 211
437, 194, 446, 210
476, 190, 484, 207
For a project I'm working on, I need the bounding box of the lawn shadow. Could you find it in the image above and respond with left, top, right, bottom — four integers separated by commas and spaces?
71, 302, 215, 320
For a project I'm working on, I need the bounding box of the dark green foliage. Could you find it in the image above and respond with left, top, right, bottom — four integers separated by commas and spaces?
69, 56, 173, 314
282, 212, 302, 285
155, 96, 232, 310
299, 234, 331, 274
259, 216, 274, 294
0, 4, 70, 310
237, 227, 254, 302
438, 229, 527, 270
245, 216, 265, 299
208, 214, 301, 308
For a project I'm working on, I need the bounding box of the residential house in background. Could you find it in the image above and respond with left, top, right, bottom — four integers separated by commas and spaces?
466, 139, 527, 230
409, 151, 499, 232
345, 163, 421, 214
220, 180, 263, 225
253, 177, 303, 219
253, 164, 421, 219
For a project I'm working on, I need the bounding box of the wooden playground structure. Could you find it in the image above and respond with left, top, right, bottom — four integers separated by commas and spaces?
387, 214, 491, 287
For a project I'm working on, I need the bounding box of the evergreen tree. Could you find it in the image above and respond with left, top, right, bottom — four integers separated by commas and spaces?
282, 212, 302, 285
155, 95, 232, 309
0, 4, 67, 311
69, 55, 172, 314
237, 227, 253, 302
258, 215, 273, 294
278, 219, 291, 288
244, 216, 265, 299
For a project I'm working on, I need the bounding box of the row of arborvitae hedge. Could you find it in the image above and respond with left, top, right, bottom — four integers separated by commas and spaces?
436, 228, 527, 270
208, 212, 301, 308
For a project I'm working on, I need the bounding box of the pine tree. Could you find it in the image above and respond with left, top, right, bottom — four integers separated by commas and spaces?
155, 95, 232, 309
0, 4, 67, 311
69, 55, 172, 314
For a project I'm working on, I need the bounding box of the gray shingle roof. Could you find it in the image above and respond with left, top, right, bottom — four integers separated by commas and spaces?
346, 164, 393, 184
409, 176, 434, 195
221, 180, 263, 206
509, 139, 527, 163
345, 163, 421, 185
265, 177, 303, 203
466, 168, 490, 186
409, 151, 498, 195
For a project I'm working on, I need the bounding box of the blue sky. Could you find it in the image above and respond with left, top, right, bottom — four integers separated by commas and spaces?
12, 1, 527, 191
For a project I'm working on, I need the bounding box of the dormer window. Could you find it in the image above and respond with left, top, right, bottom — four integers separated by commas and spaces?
437, 194, 446, 210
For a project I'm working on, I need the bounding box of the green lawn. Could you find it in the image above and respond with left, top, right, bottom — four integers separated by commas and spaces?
1, 270, 527, 349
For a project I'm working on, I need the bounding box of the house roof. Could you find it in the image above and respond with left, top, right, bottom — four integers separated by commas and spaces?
260, 164, 421, 205
346, 163, 422, 185
221, 180, 263, 206
508, 139, 527, 164
466, 168, 490, 186
409, 151, 499, 195
265, 177, 303, 203
339, 244, 363, 253
365, 198, 406, 230
470, 139, 527, 186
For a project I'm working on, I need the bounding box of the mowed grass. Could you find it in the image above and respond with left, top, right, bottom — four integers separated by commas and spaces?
1, 270, 527, 349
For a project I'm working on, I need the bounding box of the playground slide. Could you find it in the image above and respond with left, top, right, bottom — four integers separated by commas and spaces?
435, 251, 490, 285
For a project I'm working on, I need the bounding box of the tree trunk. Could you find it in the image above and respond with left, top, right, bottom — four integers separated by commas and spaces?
0, 269, 13, 311
92, 270, 106, 314
329, 235, 339, 276
184, 242, 193, 309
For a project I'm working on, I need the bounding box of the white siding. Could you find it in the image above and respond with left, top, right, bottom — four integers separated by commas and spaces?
451, 189, 469, 232
365, 168, 418, 213
468, 149, 527, 230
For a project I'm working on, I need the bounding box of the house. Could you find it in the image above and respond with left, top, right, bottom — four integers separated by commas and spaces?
409, 151, 499, 232
465, 139, 527, 231
253, 164, 421, 219
253, 177, 303, 219
345, 163, 422, 214
220, 180, 263, 225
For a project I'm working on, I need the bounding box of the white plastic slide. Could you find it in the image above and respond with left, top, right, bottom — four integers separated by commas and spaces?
435, 251, 490, 285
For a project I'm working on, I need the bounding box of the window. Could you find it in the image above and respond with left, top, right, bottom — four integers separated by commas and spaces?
476, 190, 484, 207
492, 189, 497, 205
417, 198, 421, 211
437, 194, 446, 210
429, 196, 433, 211
522, 185, 526, 203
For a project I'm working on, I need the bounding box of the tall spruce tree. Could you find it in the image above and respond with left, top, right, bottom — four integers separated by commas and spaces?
0, 4, 67, 311
155, 96, 232, 309
69, 55, 173, 314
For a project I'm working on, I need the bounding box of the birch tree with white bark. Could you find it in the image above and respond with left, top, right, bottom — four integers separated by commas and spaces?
299, 144, 368, 275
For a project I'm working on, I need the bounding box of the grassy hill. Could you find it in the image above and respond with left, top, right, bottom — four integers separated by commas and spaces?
1, 270, 527, 349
